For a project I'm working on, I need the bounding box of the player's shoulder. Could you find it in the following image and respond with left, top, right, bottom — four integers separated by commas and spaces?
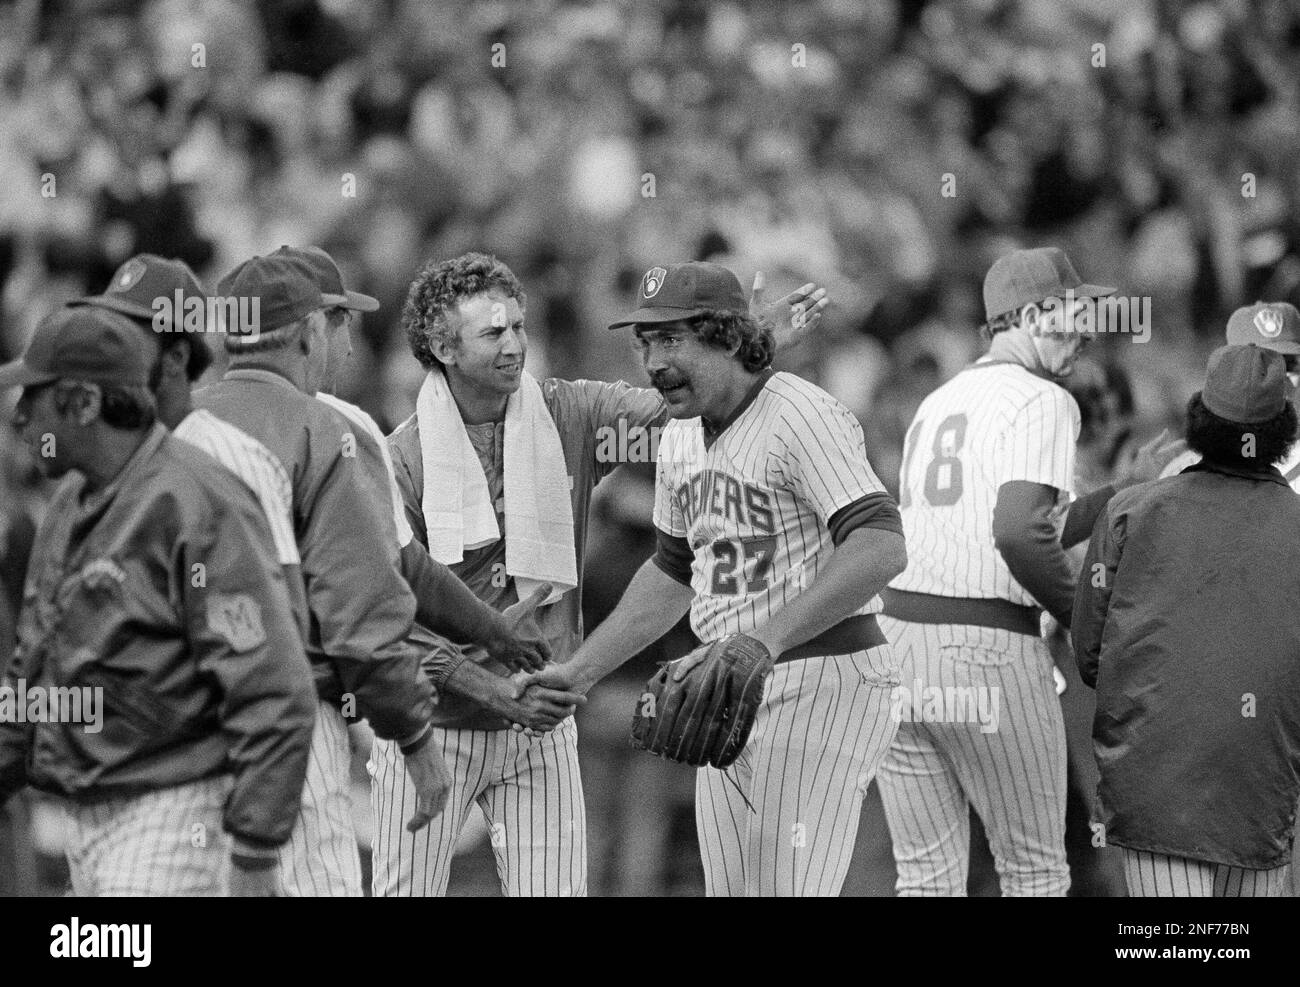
155, 430, 264, 521
176, 408, 269, 455
386, 412, 421, 471
763, 371, 857, 427
941, 361, 1077, 421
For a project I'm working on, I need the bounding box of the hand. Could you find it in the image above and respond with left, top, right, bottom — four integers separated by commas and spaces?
1116, 429, 1190, 487
402, 741, 452, 832
497, 668, 586, 733
229, 864, 281, 897
751, 271, 829, 350
486, 583, 553, 673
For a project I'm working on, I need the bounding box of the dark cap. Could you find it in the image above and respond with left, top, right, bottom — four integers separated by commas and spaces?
1225, 302, 1300, 355
216, 254, 325, 343
0, 306, 151, 392
983, 247, 1115, 322
271, 245, 379, 312
74, 253, 213, 365
76, 254, 207, 323
1202, 344, 1294, 424
609, 262, 748, 329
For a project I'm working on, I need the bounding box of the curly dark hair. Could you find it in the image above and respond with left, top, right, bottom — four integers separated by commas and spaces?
1185, 392, 1298, 468
690, 308, 774, 372
402, 252, 527, 371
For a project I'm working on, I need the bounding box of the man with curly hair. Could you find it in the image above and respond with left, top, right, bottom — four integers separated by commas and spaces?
371, 254, 826, 896
1074, 344, 1300, 896
513, 262, 900, 896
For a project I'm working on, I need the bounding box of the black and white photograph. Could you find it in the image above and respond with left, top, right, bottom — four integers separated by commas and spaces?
0, 0, 1296, 955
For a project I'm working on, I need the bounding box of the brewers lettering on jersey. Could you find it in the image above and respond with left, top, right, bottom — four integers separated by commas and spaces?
522, 261, 907, 896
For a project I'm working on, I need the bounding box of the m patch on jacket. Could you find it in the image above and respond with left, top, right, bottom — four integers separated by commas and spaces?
207, 593, 266, 652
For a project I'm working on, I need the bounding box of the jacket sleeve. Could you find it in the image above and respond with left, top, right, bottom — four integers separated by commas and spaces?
1071, 504, 1122, 689
400, 539, 503, 651
183, 485, 317, 856
298, 428, 433, 743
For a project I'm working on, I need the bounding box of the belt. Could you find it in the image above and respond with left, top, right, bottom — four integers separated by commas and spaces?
880, 588, 1041, 637
777, 614, 887, 662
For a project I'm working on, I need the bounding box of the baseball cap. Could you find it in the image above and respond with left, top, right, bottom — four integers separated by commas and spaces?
73, 253, 213, 368
0, 306, 151, 392
983, 247, 1115, 322
271, 245, 379, 312
609, 262, 748, 329
216, 254, 325, 343
1225, 302, 1300, 355
1201, 344, 1294, 423
76, 254, 207, 324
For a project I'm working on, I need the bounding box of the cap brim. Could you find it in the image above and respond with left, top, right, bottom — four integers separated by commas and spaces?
321, 290, 379, 313
73, 293, 155, 321
0, 359, 57, 392
608, 306, 707, 330
1072, 283, 1117, 299
1225, 331, 1300, 355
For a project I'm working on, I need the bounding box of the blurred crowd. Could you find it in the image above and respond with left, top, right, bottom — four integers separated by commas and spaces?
3, 0, 1300, 893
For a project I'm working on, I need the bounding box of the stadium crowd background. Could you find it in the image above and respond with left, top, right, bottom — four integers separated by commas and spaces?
2, 0, 1299, 895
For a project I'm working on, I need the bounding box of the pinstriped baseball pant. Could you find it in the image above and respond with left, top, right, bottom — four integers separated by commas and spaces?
277, 700, 362, 896
65, 777, 232, 896
876, 617, 1069, 896
1121, 849, 1291, 897
695, 646, 899, 897
369, 717, 587, 896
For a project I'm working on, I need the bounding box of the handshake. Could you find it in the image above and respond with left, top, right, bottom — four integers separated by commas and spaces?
478, 584, 589, 734
499, 664, 586, 735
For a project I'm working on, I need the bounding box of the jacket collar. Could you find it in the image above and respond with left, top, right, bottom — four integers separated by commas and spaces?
223, 367, 299, 390
1184, 458, 1292, 487
77, 423, 167, 514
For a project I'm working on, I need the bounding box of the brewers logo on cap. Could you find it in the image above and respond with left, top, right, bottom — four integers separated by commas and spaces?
642, 267, 667, 299
113, 258, 147, 292
1255, 307, 1283, 338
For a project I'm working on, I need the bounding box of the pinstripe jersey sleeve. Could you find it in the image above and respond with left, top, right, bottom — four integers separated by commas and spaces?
315, 393, 415, 548
996, 386, 1079, 495
173, 409, 299, 566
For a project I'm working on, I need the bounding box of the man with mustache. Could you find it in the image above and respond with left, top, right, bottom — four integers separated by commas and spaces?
515, 261, 901, 896
373, 253, 825, 896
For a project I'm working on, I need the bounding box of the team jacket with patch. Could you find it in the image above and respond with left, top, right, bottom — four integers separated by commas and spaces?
892, 361, 1078, 605
0, 426, 316, 851
653, 370, 900, 644
195, 368, 433, 743
388, 377, 666, 730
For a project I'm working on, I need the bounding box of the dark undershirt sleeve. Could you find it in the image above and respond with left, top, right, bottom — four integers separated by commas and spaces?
651, 526, 694, 587
1061, 484, 1116, 549
992, 481, 1076, 627
827, 492, 903, 545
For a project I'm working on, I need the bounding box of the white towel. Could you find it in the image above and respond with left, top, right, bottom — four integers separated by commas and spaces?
416, 368, 576, 604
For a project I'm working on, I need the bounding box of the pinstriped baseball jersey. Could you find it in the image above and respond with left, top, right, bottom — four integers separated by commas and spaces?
892, 362, 1079, 604
315, 393, 414, 548
173, 409, 299, 566
653, 371, 888, 642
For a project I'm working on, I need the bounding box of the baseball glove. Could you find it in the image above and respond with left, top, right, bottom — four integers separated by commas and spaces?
631, 633, 773, 768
